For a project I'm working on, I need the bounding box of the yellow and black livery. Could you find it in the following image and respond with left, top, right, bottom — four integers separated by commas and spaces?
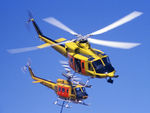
29, 15, 118, 83
27, 64, 88, 101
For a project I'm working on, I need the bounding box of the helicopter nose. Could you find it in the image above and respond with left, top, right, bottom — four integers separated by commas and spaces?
83, 95, 88, 99
107, 71, 115, 77
82, 93, 88, 99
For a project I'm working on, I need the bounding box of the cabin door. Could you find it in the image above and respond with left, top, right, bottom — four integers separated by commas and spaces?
74, 58, 81, 73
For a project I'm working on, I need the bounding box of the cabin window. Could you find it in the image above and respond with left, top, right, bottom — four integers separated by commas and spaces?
82, 62, 84, 68
88, 63, 93, 71
59, 87, 61, 91
67, 89, 69, 93
70, 58, 73, 63
62, 88, 65, 92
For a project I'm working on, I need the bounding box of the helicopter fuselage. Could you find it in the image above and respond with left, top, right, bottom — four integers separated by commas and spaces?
66, 41, 116, 78
39, 33, 116, 79
28, 65, 88, 102
31, 18, 116, 80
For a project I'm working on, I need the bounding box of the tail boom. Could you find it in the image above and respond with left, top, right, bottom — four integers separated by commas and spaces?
30, 17, 67, 57
27, 65, 56, 90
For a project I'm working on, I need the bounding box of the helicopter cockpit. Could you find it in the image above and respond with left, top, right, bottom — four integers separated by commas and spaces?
89, 56, 115, 74
74, 87, 88, 100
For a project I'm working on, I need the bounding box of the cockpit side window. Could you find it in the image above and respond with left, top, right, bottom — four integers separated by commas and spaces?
92, 59, 114, 73
75, 87, 82, 94
88, 63, 93, 71
71, 89, 74, 94
92, 60, 103, 70
92, 60, 104, 73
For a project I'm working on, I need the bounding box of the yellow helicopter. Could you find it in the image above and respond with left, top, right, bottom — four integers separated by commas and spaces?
9, 11, 143, 83
25, 61, 90, 109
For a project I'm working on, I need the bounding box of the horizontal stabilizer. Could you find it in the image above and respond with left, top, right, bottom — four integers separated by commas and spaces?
55, 38, 66, 43
32, 81, 42, 83
37, 43, 51, 49
7, 38, 67, 54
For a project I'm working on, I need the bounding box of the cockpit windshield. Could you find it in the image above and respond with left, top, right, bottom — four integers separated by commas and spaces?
75, 87, 81, 92
75, 87, 88, 100
92, 57, 114, 73
102, 57, 111, 65
81, 87, 86, 93
102, 57, 114, 73
75, 87, 86, 93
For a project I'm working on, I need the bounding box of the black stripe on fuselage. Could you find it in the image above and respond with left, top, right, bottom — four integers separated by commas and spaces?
31, 19, 65, 48
41, 34, 65, 47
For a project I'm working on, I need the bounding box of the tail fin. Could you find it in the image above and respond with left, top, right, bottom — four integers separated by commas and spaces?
26, 61, 56, 90
27, 11, 58, 43
27, 11, 43, 36
26, 62, 44, 82
26, 11, 67, 57
25, 60, 36, 80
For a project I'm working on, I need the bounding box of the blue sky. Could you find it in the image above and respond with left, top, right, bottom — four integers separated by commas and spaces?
1, 0, 150, 113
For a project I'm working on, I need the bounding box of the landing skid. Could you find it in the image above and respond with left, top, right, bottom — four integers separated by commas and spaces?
54, 98, 89, 109
75, 100, 90, 106
54, 99, 72, 108
54, 99, 71, 113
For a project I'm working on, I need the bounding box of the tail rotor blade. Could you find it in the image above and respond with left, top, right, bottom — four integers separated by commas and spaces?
7, 39, 74, 54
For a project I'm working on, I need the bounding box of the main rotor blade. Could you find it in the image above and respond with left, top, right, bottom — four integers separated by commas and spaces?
89, 11, 143, 36
7, 43, 52, 54
7, 46, 40, 54
43, 17, 78, 35
7, 39, 75, 54
88, 38, 141, 49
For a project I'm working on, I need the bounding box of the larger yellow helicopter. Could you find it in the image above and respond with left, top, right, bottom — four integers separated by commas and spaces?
9, 11, 143, 83
25, 62, 90, 110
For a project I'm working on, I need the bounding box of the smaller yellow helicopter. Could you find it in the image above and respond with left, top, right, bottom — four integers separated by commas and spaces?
25, 61, 90, 110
